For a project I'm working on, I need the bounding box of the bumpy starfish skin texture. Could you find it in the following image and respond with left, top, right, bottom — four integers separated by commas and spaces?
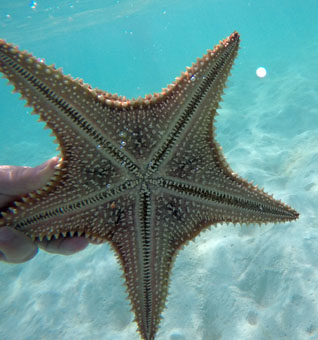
0, 32, 298, 340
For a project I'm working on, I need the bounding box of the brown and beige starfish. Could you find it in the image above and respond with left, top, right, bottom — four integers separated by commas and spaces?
0, 32, 298, 340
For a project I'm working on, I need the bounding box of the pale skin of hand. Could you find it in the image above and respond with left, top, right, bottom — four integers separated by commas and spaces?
0, 157, 90, 263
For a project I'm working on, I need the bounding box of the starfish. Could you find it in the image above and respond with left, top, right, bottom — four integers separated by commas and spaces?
0, 32, 298, 340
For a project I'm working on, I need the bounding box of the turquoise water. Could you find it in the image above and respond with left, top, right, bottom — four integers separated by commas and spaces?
0, 1, 318, 339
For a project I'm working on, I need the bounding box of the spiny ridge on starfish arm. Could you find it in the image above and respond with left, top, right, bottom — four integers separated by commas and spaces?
0, 31, 298, 340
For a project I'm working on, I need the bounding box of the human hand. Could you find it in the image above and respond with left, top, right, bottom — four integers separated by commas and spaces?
0, 157, 89, 263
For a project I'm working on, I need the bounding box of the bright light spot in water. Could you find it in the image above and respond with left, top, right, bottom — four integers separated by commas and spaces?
29, 1, 37, 9
256, 67, 267, 78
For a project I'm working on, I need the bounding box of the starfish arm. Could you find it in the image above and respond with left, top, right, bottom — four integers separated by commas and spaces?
143, 32, 240, 177
109, 187, 181, 340
0, 39, 141, 185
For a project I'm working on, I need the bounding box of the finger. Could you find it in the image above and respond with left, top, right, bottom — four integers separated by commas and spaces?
0, 157, 60, 196
37, 236, 90, 255
0, 157, 60, 206
0, 227, 38, 263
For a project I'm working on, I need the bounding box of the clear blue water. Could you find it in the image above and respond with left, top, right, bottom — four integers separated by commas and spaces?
0, 1, 317, 339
